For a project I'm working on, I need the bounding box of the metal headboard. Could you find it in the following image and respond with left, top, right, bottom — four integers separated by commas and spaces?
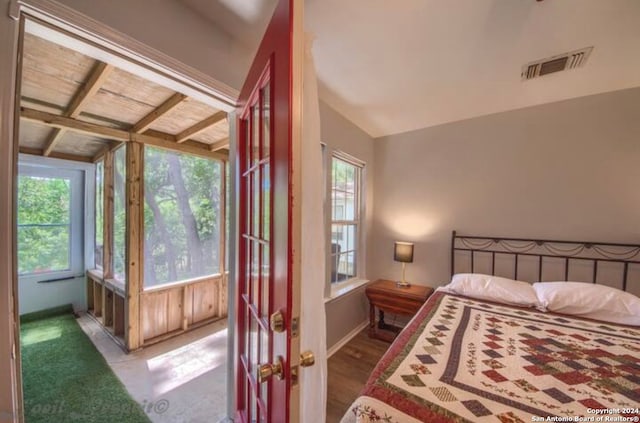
451, 230, 640, 292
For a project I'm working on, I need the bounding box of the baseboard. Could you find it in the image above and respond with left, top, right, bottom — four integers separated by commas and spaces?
327, 320, 369, 358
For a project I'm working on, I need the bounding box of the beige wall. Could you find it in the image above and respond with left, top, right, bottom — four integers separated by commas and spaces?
36, 0, 251, 90
319, 100, 375, 350
372, 87, 640, 289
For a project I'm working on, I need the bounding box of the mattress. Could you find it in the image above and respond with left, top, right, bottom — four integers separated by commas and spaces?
341, 291, 640, 423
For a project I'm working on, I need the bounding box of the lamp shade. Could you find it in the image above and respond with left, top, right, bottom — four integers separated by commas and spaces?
394, 241, 414, 263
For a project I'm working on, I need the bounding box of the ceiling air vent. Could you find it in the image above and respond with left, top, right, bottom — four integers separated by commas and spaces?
521, 46, 593, 80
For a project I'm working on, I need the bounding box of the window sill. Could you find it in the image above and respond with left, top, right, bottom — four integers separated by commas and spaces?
324, 279, 370, 303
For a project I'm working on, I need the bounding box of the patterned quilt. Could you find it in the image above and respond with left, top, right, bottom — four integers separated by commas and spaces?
342, 291, 640, 423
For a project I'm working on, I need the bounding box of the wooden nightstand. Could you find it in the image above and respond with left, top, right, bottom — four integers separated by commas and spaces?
365, 280, 434, 342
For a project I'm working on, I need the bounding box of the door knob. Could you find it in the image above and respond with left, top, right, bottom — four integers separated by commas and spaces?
299, 350, 315, 367
258, 356, 284, 383
270, 310, 285, 333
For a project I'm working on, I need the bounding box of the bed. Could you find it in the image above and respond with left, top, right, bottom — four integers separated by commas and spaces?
342, 232, 640, 423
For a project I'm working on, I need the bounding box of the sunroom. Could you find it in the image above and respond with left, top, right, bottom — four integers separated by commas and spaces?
17, 27, 230, 351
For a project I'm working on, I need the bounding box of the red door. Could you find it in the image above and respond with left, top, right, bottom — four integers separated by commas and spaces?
235, 0, 302, 422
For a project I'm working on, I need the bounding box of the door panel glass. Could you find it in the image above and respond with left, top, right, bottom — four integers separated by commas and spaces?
262, 85, 270, 159
246, 118, 252, 171
250, 386, 257, 423
249, 314, 259, 374
262, 163, 270, 242
239, 72, 278, 423
260, 326, 270, 405
252, 105, 260, 166
245, 238, 251, 299
252, 241, 259, 307
253, 168, 260, 237
261, 244, 270, 318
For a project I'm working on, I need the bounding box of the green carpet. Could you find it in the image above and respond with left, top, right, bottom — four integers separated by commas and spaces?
20, 310, 151, 423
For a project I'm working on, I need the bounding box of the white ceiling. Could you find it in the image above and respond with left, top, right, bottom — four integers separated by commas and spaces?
181, 0, 640, 138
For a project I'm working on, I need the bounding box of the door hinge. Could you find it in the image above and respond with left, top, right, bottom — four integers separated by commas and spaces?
8, 0, 20, 20
11, 342, 16, 360
291, 317, 299, 338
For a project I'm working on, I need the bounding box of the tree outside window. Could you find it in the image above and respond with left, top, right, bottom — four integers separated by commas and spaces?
17, 175, 71, 275
143, 147, 222, 287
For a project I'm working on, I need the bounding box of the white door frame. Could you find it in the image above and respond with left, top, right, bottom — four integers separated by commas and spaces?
0, 1, 240, 421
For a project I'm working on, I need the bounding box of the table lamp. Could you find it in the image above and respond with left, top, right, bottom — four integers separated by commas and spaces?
394, 241, 414, 288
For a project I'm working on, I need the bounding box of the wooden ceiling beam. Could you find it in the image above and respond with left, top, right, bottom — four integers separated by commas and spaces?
175, 111, 226, 144
22, 107, 130, 141
92, 141, 124, 163
131, 133, 224, 161
19, 146, 93, 163
21, 107, 226, 161
43, 61, 113, 157
68, 62, 113, 119
209, 138, 229, 152
131, 92, 187, 134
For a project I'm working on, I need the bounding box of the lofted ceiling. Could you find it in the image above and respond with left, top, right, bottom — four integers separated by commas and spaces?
182, 0, 640, 138
19, 32, 230, 163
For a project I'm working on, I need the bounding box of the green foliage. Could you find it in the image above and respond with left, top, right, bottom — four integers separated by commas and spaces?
113, 147, 126, 280
144, 147, 222, 286
17, 175, 71, 274
95, 161, 104, 269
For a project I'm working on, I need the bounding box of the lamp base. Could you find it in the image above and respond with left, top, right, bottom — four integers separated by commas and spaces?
396, 281, 411, 288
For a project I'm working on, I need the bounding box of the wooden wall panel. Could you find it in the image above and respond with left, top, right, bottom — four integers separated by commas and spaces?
184, 284, 194, 326
142, 291, 168, 341
167, 288, 183, 333
192, 279, 218, 323
114, 294, 125, 337
103, 287, 114, 327
219, 275, 228, 317
139, 276, 228, 344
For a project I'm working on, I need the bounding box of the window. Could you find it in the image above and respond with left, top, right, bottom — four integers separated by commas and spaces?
143, 147, 222, 287
17, 164, 84, 278
95, 160, 104, 269
329, 153, 363, 284
113, 147, 126, 281
17, 175, 72, 275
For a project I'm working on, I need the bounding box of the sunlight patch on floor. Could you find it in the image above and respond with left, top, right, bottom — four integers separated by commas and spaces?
21, 326, 62, 346
146, 328, 227, 397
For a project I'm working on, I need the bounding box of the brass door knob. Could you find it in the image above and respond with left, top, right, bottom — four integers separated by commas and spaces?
258, 356, 284, 383
299, 350, 315, 367
270, 310, 285, 333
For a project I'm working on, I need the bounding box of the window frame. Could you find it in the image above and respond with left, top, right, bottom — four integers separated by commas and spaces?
324, 147, 366, 291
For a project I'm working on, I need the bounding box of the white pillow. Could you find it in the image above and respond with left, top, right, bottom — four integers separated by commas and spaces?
533, 282, 640, 326
443, 273, 540, 308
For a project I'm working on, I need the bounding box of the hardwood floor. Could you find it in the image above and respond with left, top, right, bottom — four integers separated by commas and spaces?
326, 328, 390, 423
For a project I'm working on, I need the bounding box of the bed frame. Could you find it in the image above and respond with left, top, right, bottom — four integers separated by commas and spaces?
451, 230, 640, 292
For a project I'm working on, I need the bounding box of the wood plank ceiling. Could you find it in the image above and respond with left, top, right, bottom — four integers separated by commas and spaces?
19, 33, 230, 163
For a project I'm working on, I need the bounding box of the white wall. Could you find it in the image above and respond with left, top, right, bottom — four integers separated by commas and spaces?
18, 277, 86, 315
372, 87, 640, 288
320, 100, 376, 349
